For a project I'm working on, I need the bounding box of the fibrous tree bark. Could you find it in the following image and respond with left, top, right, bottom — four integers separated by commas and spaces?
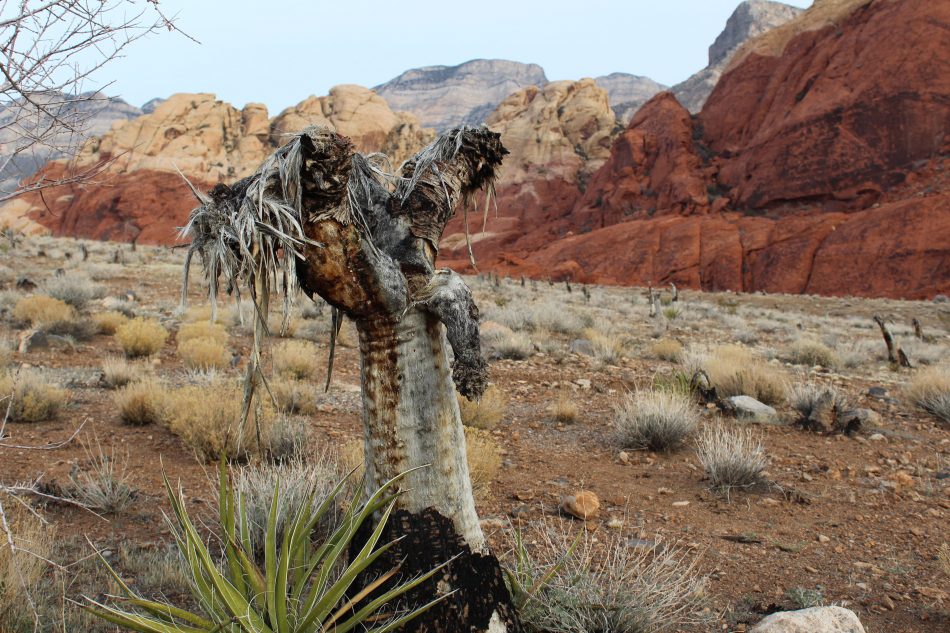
181, 126, 519, 632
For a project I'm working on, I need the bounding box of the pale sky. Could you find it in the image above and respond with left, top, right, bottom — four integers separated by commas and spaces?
102, 0, 812, 114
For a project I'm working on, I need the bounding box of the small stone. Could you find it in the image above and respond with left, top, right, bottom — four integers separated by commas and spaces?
868, 433, 885, 441
574, 378, 591, 390
759, 497, 781, 507
880, 595, 895, 610
671, 500, 690, 507
726, 395, 777, 422
893, 471, 914, 487
749, 605, 867, 632
618, 451, 630, 464
817, 534, 831, 543
560, 490, 599, 520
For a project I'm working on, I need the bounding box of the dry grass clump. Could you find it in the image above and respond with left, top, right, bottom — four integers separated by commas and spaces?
788, 382, 849, 421
465, 427, 501, 502
582, 328, 625, 364
939, 543, 950, 578
491, 330, 533, 360
115, 317, 168, 358
114, 379, 167, 426
904, 367, 950, 424
165, 382, 290, 461
233, 453, 345, 560
458, 385, 506, 430
695, 423, 768, 494
549, 391, 580, 424
511, 522, 709, 633
0, 495, 55, 625
100, 356, 145, 389
178, 337, 230, 371
650, 338, 684, 362
615, 390, 699, 452
270, 377, 317, 415
0, 371, 67, 423
42, 274, 104, 309
272, 340, 319, 380
177, 321, 228, 346
902, 339, 948, 366
11, 295, 74, 326
66, 442, 137, 514
92, 310, 129, 335
783, 338, 838, 368
703, 345, 787, 405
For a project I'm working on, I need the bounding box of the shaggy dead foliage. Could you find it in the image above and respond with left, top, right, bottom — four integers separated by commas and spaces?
549, 391, 580, 424
272, 340, 319, 380
114, 318, 168, 358
695, 423, 768, 495
783, 338, 838, 368
905, 366, 950, 424
458, 385, 506, 430
178, 337, 230, 371
177, 321, 228, 346
0, 370, 67, 423
509, 521, 709, 633
99, 356, 145, 389
650, 338, 684, 363
0, 496, 55, 629
703, 345, 787, 405
615, 390, 699, 452
114, 379, 166, 426
92, 310, 129, 335
12, 295, 74, 327
465, 427, 501, 503
232, 452, 346, 561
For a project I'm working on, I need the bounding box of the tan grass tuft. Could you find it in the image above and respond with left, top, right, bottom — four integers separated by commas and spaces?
458, 385, 506, 430
177, 321, 228, 346
115, 318, 168, 358
273, 340, 319, 380
178, 337, 230, 371
12, 295, 74, 327
650, 338, 684, 363
92, 310, 130, 335
0, 371, 67, 423
703, 345, 786, 405
114, 379, 167, 426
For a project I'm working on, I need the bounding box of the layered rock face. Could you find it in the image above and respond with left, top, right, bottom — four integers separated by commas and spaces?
6, 87, 434, 243
441, 0, 950, 299
672, 0, 803, 113
374, 59, 547, 130
593, 73, 667, 123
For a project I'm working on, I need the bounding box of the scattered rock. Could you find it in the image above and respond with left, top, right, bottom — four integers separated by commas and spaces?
574, 378, 591, 390
569, 339, 595, 356
838, 408, 881, 433
672, 500, 690, 507
726, 395, 777, 422
817, 534, 831, 543
560, 490, 599, 520
17, 328, 48, 353
15, 276, 36, 290
866, 387, 888, 399
868, 433, 885, 442
749, 606, 866, 633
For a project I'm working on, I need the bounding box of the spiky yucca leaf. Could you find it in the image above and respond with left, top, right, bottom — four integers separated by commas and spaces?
84, 465, 448, 632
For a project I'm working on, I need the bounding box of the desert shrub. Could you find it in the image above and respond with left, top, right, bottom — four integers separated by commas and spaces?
268, 313, 300, 338
835, 339, 875, 369
100, 295, 137, 317
788, 382, 849, 420
0, 338, 11, 367
42, 274, 104, 309
650, 338, 684, 362
783, 338, 838, 368
905, 366, 950, 424
298, 300, 325, 320
582, 328, 625, 364
465, 427, 501, 502
100, 356, 144, 389
0, 371, 67, 422
178, 337, 230, 371
11, 295, 74, 326
549, 391, 580, 424
458, 385, 506, 429
117, 543, 190, 597
663, 305, 681, 321
92, 310, 129, 335
703, 345, 787, 405
66, 443, 137, 514
270, 377, 317, 415
114, 317, 168, 358
273, 339, 319, 380
615, 390, 698, 452
233, 453, 346, 560
508, 522, 709, 633
902, 339, 948, 366
166, 382, 283, 461
695, 423, 768, 494
491, 301, 588, 335
177, 320, 228, 346
0, 495, 54, 627
490, 330, 533, 360
114, 379, 166, 426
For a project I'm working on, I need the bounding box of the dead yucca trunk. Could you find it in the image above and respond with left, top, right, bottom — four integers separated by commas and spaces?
181, 126, 519, 632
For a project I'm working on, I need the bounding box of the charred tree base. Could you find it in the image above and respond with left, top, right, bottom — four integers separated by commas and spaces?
351, 508, 524, 633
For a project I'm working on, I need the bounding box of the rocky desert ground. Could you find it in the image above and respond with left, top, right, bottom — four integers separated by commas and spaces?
0, 235, 948, 632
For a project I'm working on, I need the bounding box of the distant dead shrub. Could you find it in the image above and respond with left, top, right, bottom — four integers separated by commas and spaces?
92, 310, 129, 335
905, 367, 950, 424
0, 370, 67, 423
458, 385, 506, 430
783, 339, 838, 368
178, 337, 230, 371
12, 295, 74, 326
615, 390, 698, 452
177, 321, 228, 346
695, 423, 768, 494
114, 379, 166, 426
115, 317, 168, 358
491, 330, 533, 360
650, 338, 684, 362
273, 340, 319, 380
703, 345, 786, 405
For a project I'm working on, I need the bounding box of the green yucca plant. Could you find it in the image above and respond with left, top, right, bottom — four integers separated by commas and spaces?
84, 464, 449, 632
